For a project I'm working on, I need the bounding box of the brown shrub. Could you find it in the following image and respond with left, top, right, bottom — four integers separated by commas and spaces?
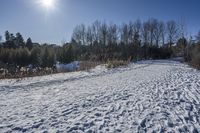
78, 61, 101, 71
106, 60, 129, 69
191, 45, 200, 69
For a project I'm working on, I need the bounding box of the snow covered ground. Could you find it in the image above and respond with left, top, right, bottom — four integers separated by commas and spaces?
0, 60, 200, 133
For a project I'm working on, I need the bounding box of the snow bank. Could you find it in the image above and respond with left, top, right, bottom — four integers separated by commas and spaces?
56, 61, 80, 72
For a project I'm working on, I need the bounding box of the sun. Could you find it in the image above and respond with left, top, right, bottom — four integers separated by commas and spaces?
35, 0, 59, 13
40, 0, 55, 9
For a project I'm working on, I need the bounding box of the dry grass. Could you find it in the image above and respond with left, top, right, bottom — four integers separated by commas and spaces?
0, 60, 131, 79
78, 61, 101, 71
190, 45, 200, 70
191, 55, 200, 70
0, 67, 56, 79
106, 60, 129, 68
0, 61, 101, 79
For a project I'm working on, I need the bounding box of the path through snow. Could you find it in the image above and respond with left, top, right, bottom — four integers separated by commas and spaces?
0, 60, 200, 132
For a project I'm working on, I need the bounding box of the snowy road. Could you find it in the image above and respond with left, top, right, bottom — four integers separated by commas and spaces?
0, 60, 200, 133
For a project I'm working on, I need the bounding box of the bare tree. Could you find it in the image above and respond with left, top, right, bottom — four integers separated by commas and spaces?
121, 23, 129, 45
133, 19, 142, 34
150, 19, 156, 46
128, 21, 134, 44
86, 26, 93, 45
107, 23, 118, 45
142, 19, 158, 46
142, 21, 150, 46
133, 20, 141, 45
166, 20, 179, 48
160, 21, 166, 46
71, 24, 86, 45
179, 17, 187, 38
100, 22, 108, 46
80, 24, 86, 45
153, 20, 165, 47
0, 35, 2, 43
128, 20, 141, 44
143, 18, 157, 46
196, 30, 200, 43
92, 20, 101, 44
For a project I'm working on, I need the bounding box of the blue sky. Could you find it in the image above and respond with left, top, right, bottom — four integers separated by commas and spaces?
0, 0, 200, 44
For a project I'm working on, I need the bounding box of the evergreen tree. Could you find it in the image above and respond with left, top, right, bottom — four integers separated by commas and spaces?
16, 32, 25, 48
5, 31, 10, 42
0, 35, 2, 43
26, 38, 33, 50
31, 47, 42, 67
41, 47, 55, 67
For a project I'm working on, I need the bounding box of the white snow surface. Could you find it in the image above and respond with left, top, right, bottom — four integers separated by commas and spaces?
0, 60, 200, 133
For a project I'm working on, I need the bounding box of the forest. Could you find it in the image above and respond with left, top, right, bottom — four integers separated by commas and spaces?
0, 18, 200, 78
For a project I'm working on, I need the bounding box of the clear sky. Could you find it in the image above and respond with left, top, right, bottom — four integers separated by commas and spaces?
0, 0, 200, 44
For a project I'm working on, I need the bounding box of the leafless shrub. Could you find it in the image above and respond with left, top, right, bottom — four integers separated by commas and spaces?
190, 45, 200, 69
78, 61, 101, 71
106, 60, 129, 68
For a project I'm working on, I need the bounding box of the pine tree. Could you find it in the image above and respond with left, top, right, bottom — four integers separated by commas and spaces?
26, 38, 33, 50
31, 47, 42, 67
16, 32, 25, 48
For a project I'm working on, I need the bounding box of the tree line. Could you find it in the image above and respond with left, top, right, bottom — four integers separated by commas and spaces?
0, 31, 74, 68
71, 19, 185, 61
0, 18, 200, 70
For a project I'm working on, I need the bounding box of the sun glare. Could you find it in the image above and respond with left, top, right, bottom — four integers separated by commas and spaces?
40, 0, 55, 9
35, 0, 59, 14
